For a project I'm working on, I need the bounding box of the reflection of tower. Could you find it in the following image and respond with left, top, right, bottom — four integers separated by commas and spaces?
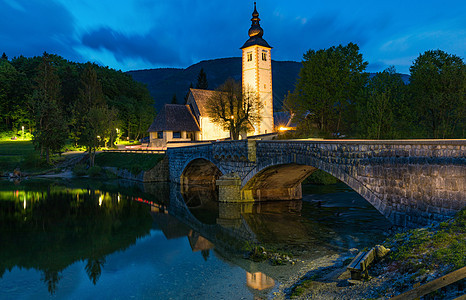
217, 202, 253, 228
241, 2, 273, 135
246, 272, 275, 291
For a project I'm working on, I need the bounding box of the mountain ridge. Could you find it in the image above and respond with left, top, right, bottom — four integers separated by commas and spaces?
127, 57, 302, 112
127, 57, 409, 112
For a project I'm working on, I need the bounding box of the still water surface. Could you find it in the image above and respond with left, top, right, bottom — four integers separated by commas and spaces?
0, 179, 390, 299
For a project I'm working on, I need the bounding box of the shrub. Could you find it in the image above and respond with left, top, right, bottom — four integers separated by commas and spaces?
88, 166, 102, 177
304, 169, 339, 185
73, 164, 87, 176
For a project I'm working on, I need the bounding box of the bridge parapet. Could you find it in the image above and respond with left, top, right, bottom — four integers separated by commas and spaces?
252, 140, 465, 227
167, 139, 465, 227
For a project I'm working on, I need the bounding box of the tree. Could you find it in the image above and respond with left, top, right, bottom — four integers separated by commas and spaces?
284, 43, 368, 135
205, 79, 262, 140
357, 66, 406, 139
196, 68, 208, 89
171, 93, 178, 104
1, 53, 7, 61
76, 63, 106, 166
409, 50, 465, 138
31, 53, 68, 163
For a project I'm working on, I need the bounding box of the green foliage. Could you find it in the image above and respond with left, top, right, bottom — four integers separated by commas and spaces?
31, 53, 68, 164
409, 50, 465, 138
0, 141, 35, 155
356, 66, 408, 139
73, 164, 87, 176
284, 47, 464, 139
304, 169, 339, 185
285, 42, 368, 135
290, 275, 321, 297
21, 153, 49, 169
1, 53, 154, 152
94, 152, 164, 174
88, 166, 102, 177
385, 209, 466, 274
0, 141, 51, 173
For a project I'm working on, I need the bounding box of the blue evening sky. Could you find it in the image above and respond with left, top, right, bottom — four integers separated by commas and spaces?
1, 0, 465, 74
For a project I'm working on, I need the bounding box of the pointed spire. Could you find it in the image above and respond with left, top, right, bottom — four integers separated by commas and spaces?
252, 2, 259, 19
248, 2, 263, 38
240, 2, 271, 49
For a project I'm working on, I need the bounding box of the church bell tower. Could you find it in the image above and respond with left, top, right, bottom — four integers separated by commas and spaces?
241, 2, 273, 135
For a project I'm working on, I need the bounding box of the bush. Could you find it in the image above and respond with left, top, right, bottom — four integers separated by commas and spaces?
73, 164, 87, 176
130, 165, 142, 175
304, 169, 339, 185
88, 166, 102, 177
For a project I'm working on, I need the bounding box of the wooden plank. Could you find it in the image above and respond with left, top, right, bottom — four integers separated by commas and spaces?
390, 266, 466, 300
347, 251, 366, 271
360, 249, 375, 270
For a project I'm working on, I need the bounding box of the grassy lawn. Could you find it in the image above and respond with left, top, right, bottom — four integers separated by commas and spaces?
0, 140, 60, 173
0, 141, 36, 155
94, 152, 164, 174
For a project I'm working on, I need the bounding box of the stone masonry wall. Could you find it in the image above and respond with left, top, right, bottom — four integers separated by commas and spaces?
167, 140, 465, 227
254, 140, 465, 227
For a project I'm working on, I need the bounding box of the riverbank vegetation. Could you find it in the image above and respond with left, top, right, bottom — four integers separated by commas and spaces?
94, 152, 164, 175
384, 209, 465, 275
285, 209, 465, 298
0, 140, 53, 174
284, 46, 465, 139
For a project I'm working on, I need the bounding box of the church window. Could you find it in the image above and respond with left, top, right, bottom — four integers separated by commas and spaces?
247, 52, 252, 61
262, 51, 267, 61
173, 132, 181, 139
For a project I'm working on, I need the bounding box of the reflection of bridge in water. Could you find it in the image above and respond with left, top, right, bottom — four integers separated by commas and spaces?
139, 182, 389, 294
168, 140, 465, 227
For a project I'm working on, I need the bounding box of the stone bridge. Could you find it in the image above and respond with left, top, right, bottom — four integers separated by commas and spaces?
166, 140, 465, 227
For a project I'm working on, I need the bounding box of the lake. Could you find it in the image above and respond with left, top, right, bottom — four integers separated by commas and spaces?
0, 179, 390, 299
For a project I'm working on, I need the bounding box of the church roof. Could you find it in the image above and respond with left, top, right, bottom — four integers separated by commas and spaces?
147, 104, 200, 132
189, 88, 222, 116
241, 37, 272, 49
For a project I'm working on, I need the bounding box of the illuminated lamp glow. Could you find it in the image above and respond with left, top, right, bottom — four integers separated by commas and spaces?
278, 126, 292, 131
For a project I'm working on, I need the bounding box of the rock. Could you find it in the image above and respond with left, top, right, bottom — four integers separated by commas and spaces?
13, 168, 21, 177
375, 245, 390, 258
349, 248, 359, 255
348, 279, 363, 285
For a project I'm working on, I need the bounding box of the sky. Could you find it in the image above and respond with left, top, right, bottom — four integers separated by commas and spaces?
1, 0, 465, 74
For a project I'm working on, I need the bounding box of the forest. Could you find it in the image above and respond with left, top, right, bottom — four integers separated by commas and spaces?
0, 52, 154, 162
284, 45, 465, 139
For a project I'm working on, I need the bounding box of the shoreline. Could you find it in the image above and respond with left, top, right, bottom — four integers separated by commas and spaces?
272, 210, 465, 299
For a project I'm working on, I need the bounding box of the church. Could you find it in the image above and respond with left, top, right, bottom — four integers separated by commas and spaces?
148, 3, 274, 148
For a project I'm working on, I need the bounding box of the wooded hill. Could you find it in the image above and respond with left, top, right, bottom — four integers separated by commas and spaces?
127, 57, 303, 112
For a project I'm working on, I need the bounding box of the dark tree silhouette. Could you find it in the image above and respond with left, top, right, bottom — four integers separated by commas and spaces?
196, 68, 208, 89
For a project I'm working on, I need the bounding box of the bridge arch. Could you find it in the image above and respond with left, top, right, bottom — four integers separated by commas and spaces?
180, 158, 225, 186
241, 159, 387, 219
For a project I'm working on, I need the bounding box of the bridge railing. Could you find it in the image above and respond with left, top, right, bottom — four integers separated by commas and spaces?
103, 149, 166, 154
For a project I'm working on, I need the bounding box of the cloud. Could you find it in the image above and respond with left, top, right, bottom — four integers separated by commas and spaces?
0, 0, 79, 60
80, 27, 184, 66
